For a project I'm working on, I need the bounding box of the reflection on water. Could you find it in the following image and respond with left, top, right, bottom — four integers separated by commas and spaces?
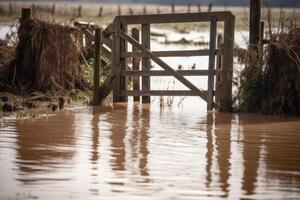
15, 113, 76, 184
1, 103, 300, 199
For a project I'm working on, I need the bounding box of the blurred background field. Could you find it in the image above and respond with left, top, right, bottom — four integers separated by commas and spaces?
0, 1, 299, 31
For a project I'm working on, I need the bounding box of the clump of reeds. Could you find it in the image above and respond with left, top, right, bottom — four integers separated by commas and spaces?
0, 17, 90, 94
0, 40, 15, 73
0, 22, 18, 90
260, 27, 300, 115
236, 10, 300, 115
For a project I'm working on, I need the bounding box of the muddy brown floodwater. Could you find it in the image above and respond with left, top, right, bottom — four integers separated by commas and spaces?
0, 102, 300, 200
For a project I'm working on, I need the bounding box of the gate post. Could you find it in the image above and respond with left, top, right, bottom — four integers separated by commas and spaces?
92, 28, 102, 105
132, 28, 140, 102
120, 22, 128, 102
113, 19, 128, 103
207, 17, 217, 110
215, 34, 224, 108
219, 14, 235, 111
141, 24, 151, 103
112, 19, 122, 103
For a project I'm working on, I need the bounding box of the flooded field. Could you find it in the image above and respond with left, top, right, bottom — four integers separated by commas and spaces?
1, 103, 300, 199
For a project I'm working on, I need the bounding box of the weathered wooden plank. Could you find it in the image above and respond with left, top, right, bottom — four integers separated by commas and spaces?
121, 90, 214, 96
220, 13, 235, 111
132, 28, 140, 102
120, 49, 219, 58
141, 24, 151, 103
116, 12, 234, 25
122, 70, 213, 76
207, 17, 217, 110
119, 23, 128, 102
92, 28, 102, 105
215, 34, 224, 106
112, 20, 122, 102
119, 30, 219, 108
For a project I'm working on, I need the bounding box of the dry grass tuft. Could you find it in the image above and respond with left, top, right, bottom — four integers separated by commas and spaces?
236, 10, 300, 115
0, 17, 90, 94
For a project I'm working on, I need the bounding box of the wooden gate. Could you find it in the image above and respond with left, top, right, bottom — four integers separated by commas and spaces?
111, 12, 235, 111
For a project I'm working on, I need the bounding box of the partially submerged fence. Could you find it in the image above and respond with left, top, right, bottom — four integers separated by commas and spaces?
75, 12, 235, 111
110, 12, 235, 111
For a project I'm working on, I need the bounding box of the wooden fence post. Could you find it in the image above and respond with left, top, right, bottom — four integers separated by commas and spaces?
260, 21, 265, 67
129, 7, 133, 15
197, 4, 201, 12
132, 28, 140, 102
141, 24, 151, 103
118, 5, 121, 15
120, 23, 128, 102
215, 34, 224, 107
78, 5, 82, 17
112, 20, 121, 102
51, 4, 55, 15
21, 8, 31, 20
207, 17, 217, 110
9, 3, 13, 16
187, 4, 191, 13
98, 6, 103, 17
171, 4, 175, 14
220, 14, 235, 111
260, 21, 264, 42
92, 28, 102, 105
31, 4, 35, 16
249, 0, 261, 66
19, 8, 33, 87
112, 19, 127, 103
208, 3, 213, 12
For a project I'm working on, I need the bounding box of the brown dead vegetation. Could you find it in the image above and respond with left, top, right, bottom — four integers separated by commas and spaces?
0, 17, 90, 95
236, 14, 300, 115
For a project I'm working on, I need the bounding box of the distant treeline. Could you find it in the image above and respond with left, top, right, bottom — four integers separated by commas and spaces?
2, 0, 299, 8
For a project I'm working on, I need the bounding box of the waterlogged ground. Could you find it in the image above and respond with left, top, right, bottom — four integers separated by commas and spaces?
1, 103, 300, 200
1, 26, 300, 199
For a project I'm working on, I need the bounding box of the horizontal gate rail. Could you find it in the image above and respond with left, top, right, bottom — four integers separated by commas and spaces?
116, 12, 234, 24
122, 70, 214, 76
121, 90, 215, 96
121, 49, 220, 58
